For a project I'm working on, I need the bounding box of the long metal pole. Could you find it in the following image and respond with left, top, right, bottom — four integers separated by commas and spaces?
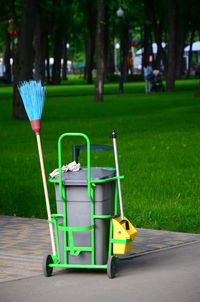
36, 134, 56, 256
111, 130, 124, 220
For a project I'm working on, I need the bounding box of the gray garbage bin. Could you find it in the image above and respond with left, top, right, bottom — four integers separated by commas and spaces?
54, 167, 115, 265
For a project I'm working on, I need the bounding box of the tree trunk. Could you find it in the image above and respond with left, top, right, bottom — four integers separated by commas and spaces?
104, 1, 110, 80
52, 28, 62, 85
3, 25, 11, 83
106, 37, 115, 74
195, 83, 200, 97
85, 32, 95, 84
143, 0, 152, 66
95, 0, 105, 102
155, 45, 162, 69
85, 38, 92, 82
34, 1, 44, 82
186, 29, 195, 79
62, 40, 68, 80
12, 0, 36, 119
154, 17, 164, 70
121, 24, 129, 82
118, 18, 124, 92
45, 38, 50, 83
148, 0, 168, 73
85, 1, 96, 84
40, 33, 48, 82
166, 0, 177, 92
175, 10, 188, 80
176, 28, 187, 79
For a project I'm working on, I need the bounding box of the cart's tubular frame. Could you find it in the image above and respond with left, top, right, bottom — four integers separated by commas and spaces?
49, 132, 123, 270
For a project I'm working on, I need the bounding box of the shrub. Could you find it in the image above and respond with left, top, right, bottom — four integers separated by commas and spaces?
106, 73, 144, 83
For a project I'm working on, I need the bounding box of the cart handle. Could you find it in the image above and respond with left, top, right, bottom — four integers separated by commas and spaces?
58, 133, 92, 202
72, 144, 113, 163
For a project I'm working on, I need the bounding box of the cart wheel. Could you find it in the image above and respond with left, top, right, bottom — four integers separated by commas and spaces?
43, 254, 53, 277
107, 256, 116, 279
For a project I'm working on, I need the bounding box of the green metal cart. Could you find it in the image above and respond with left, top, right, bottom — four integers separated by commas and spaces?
43, 133, 124, 278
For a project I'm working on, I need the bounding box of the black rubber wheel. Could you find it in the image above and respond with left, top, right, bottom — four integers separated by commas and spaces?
107, 256, 117, 279
43, 254, 53, 277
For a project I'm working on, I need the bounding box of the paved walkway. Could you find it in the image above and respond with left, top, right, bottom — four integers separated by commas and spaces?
1, 215, 200, 283
2, 242, 200, 302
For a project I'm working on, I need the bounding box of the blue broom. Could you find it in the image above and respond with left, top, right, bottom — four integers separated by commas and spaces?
18, 81, 56, 256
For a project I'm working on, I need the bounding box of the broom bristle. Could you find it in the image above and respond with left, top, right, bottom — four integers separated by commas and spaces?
18, 80, 46, 121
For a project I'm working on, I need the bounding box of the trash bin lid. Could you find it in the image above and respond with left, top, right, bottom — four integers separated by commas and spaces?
55, 167, 115, 185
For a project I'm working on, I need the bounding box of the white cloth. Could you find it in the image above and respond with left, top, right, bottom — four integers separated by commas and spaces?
67, 161, 80, 172
49, 161, 80, 178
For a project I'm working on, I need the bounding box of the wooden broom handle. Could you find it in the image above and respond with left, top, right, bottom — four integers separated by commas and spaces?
36, 134, 56, 256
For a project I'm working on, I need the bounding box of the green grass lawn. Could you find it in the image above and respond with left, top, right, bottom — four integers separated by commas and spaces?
0, 79, 200, 233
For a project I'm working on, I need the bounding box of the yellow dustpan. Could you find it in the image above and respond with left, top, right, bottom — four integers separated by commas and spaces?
112, 215, 138, 254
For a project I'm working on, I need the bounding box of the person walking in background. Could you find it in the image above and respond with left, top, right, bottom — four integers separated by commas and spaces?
144, 63, 153, 93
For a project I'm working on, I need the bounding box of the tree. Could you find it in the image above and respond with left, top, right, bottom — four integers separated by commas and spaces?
175, 4, 189, 79
143, 0, 152, 66
52, 27, 62, 85
3, 23, 12, 83
166, 0, 177, 91
186, 29, 195, 79
121, 22, 130, 83
147, 0, 200, 90
0, 4, 12, 83
51, 0, 63, 85
147, 0, 179, 91
1, 0, 200, 115
62, 39, 68, 80
85, 0, 96, 84
51, 0, 72, 84
195, 83, 200, 97
113, 1, 144, 83
147, 0, 168, 72
95, 0, 106, 102
34, 0, 43, 82
185, 2, 200, 79
12, 0, 36, 119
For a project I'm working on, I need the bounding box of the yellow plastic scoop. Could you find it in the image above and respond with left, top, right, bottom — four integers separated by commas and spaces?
112, 216, 138, 254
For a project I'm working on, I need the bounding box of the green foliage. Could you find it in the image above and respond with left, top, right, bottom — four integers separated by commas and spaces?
127, 74, 144, 82
0, 3, 10, 50
106, 73, 145, 83
67, 0, 96, 61
106, 73, 120, 83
